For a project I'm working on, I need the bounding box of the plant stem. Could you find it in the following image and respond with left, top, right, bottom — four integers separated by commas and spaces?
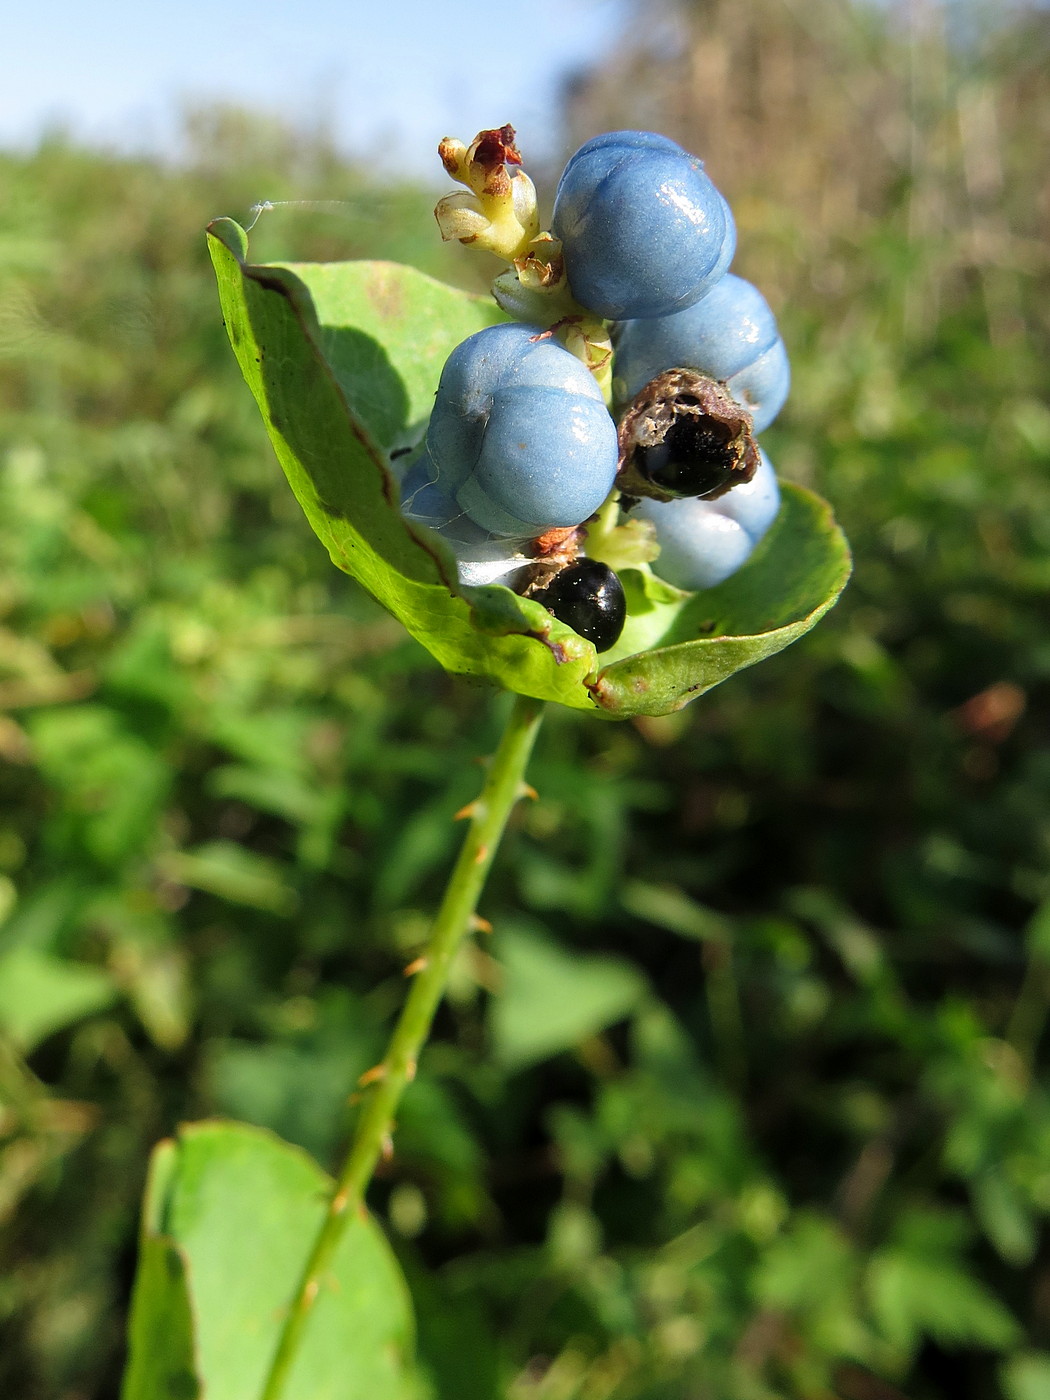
259, 692, 544, 1400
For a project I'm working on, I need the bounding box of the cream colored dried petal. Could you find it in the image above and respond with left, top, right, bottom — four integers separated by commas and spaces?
434, 191, 489, 245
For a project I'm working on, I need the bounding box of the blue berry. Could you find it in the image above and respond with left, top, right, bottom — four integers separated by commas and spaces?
424, 323, 618, 538
399, 450, 488, 542
614, 274, 790, 433
551, 130, 736, 321
399, 450, 535, 588
634, 448, 780, 591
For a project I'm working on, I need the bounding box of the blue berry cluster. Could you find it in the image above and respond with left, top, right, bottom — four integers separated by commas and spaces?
403, 128, 790, 645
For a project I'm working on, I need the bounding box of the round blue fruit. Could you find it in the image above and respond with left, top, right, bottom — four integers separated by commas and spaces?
614, 274, 790, 432
424, 323, 618, 538
551, 130, 736, 321
399, 450, 487, 541
634, 447, 780, 590
399, 450, 534, 588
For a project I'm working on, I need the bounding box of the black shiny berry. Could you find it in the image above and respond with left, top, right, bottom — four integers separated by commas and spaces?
531, 560, 627, 653
633, 407, 741, 498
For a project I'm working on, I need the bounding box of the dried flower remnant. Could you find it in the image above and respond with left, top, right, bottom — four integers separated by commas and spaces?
434, 125, 539, 260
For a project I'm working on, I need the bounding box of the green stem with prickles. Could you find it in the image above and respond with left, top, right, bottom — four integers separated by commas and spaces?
259, 692, 545, 1400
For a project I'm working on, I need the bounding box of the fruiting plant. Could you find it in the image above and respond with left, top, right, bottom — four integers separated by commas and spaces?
411, 128, 807, 644
121, 126, 850, 1399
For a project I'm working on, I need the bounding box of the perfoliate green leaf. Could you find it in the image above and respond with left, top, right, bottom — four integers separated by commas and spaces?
208, 219, 850, 716
121, 1138, 199, 1400
593, 486, 850, 715
122, 1121, 420, 1400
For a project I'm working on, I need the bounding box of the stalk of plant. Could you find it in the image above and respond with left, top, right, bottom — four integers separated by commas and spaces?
259, 692, 545, 1400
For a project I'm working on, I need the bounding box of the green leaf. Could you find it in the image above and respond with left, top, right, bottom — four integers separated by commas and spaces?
755, 1214, 856, 1312
867, 1247, 1021, 1355
1023, 897, 1050, 961
972, 1168, 1037, 1266
491, 922, 647, 1071
160, 842, 298, 915
28, 705, 171, 864
0, 946, 118, 1052
207, 220, 597, 713
122, 1142, 200, 1400
208, 219, 850, 717
1002, 1352, 1050, 1400
122, 1120, 420, 1400
620, 880, 732, 942
591, 484, 851, 715
754, 1214, 873, 1362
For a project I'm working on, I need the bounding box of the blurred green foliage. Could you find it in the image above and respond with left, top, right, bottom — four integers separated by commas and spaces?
1, 1, 1049, 1394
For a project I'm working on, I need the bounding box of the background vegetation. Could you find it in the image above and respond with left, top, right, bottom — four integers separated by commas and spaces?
1, 1, 1049, 1396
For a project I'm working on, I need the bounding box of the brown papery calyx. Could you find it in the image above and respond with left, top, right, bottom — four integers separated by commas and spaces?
519, 525, 586, 595
616, 369, 758, 503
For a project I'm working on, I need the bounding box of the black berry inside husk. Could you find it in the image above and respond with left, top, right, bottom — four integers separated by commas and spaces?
633, 409, 740, 498
617, 369, 758, 502
531, 560, 627, 653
